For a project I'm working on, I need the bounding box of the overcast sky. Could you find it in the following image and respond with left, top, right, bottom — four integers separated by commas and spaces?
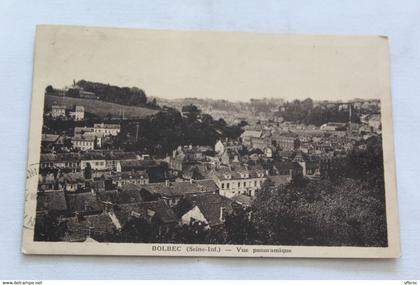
35, 25, 390, 102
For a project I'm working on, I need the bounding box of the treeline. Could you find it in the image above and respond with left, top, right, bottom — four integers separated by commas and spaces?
247, 136, 387, 246
278, 98, 360, 126
46, 80, 159, 109
113, 105, 243, 156
76, 80, 160, 108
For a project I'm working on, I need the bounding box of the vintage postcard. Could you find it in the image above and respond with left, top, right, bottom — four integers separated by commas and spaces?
22, 25, 400, 258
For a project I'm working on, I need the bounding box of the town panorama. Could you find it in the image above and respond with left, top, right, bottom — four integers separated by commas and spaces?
35, 80, 387, 247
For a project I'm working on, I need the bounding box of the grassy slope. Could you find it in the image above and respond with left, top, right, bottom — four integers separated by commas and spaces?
45, 94, 158, 119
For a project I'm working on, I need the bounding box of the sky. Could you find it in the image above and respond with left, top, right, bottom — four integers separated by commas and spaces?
34, 25, 390, 102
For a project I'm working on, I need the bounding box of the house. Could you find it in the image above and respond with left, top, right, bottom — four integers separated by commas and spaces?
116, 159, 168, 182
74, 126, 95, 136
264, 147, 273, 158
320, 122, 347, 131
176, 193, 234, 228
79, 90, 96, 99
38, 173, 58, 191
69, 105, 85, 121
80, 153, 107, 171
51, 105, 66, 118
93, 123, 120, 136
218, 149, 238, 165
368, 114, 381, 132
167, 145, 208, 174
104, 151, 139, 171
231, 194, 253, 208
214, 139, 225, 154
167, 152, 185, 173
72, 135, 96, 151
63, 212, 120, 242
39, 153, 81, 172
272, 133, 300, 151
139, 179, 218, 207
66, 192, 103, 214
240, 130, 263, 148
58, 173, 85, 192
112, 171, 149, 187
114, 200, 178, 232
36, 190, 67, 214
211, 166, 266, 198
98, 185, 146, 205
181, 164, 212, 180
41, 134, 64, 151
271, 161, 303, 182
296, 160, 321, 178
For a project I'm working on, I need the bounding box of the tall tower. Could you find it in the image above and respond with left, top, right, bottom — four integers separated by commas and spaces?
135, 123, 140, 142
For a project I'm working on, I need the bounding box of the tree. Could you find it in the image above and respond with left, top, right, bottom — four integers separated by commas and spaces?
224, 207, 257, 244
45, 85, 54, 94
121, 217, 154, 242
238, 120, 248, 128
34, 211, 67, 241
84, 163, 92, 180
76, 80, 148, 106
250, 177, 387, 247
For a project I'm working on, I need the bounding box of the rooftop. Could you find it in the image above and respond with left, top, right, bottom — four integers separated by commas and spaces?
131, 179, 218, 197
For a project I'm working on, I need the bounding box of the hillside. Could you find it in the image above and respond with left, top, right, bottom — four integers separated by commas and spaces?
45, 94, 158, 119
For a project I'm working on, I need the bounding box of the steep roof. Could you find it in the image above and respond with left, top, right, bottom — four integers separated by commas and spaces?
64, 213, 117, 241
231, 194, 253, 207
185, 193, 234, 227
40, 153, 80, 163
104, 151, 138, 160
119, 159, 160, 170
134, 179, 218, 198
58, 173, 85, 184
94, 123, 120, 129
241, 130, 262, 138
36, 190, 67, 212
66, 192, 103, 213
115, 200, 177, 225
41, 134, 61, 143
72, 134, 95, 142
114, 171, 149, 180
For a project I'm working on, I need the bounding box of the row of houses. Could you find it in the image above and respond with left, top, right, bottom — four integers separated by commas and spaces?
71, 123, 121, 151
40, 151, 141, 172
240, 130, 301, 153
51, 105, 85, 121
36, 178, 246, 241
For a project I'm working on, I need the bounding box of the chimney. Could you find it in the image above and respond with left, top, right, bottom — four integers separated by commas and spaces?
190, 178, 193, 184
165, 180, 169, 187
75, 212, 83, 222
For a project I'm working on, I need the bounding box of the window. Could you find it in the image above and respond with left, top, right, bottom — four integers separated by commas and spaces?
243, 182, 246, 187
221, 183, 224, 189
254, 181, 257, 187
227, 183, 230, 189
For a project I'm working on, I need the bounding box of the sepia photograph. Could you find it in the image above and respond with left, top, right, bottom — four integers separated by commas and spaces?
22, 25, 400, 258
